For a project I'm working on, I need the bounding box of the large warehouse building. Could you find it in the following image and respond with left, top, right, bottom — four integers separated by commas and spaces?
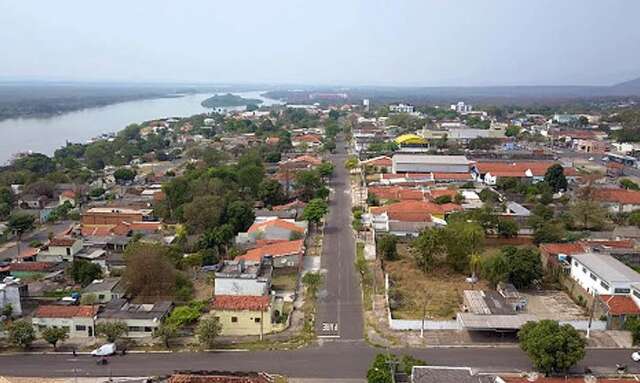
391, 154, 471, 174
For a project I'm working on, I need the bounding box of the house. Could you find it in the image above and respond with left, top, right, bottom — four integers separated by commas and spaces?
598, 294, 640, 329
291, 134, 322, 148
36, 236, 83, 262
209, 295, 274, 336
81, 207, 154, 225
593, 188, 640, 213
236, 219, 307, 246
278, 155, 322, 171
570, 253, 640, 296
360, 156, 392, 173
366, 200, 453, 236
97, 299, 173, 338
389, 103, 414, 113
411, 366, 494, 383
539, 242, 587, 270
368, 186, 425, 202
58, 190, 77, 207
237, 240, 304, 268
82, 277, 124, 303
214, 259, 273, 296
32, 305, 98, 338
392, 154, 471, 174
0, 277, 26, 316
472, 161, 577, 185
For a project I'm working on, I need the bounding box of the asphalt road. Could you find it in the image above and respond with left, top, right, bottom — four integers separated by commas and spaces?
0, 220, 73, 261
0, 343, 637, 379
315, 137, 363, 340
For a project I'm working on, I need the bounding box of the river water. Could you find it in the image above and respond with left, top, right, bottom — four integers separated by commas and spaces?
0, 91, 282, 164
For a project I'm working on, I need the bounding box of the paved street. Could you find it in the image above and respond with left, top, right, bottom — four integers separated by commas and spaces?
0, 344, 637, 379
0, 220, 73, 260
315, 137, 363, 340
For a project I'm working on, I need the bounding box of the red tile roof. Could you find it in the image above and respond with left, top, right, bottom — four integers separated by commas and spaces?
583, 239, 635, 249
81, 225, 116, 237
61, 190, 77, 198
475, 161, 577, 177
272, 199, 306, 211
248, 219, 305, 234
293, 134, 322, 143
599, 295, 640, 316
34, 305, 98, 318
9, 262, 53, 272
593, 188, 640, 205
371, 200, 461, 222
432, 172, 473, 181
361, 156, 392, 167
238, 240, 304, 262
211, 295, 270, 311
428, 188, 458, 200
49, 236, 77, 247
368, 187, 425, 201
540, 243, 586, 255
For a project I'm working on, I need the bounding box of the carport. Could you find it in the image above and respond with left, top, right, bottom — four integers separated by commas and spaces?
457, 313, 537, 332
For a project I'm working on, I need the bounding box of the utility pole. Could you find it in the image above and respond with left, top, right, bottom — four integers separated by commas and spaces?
586, 293, 598, 339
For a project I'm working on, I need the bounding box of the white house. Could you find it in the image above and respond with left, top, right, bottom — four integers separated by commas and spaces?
36, 236, 83, 263
214, 259, 272, 296
97, 299, 173, 338
0, 277, 25, 316
570, 253, 640, 296
389, 103, 414, 114
32, 305, 98, 338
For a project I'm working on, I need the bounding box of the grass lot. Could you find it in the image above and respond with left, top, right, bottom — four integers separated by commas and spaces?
272, 268, 299, 291
385, 243, 488, 320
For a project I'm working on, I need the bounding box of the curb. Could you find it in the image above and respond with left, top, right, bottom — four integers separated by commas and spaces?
0, 349, 251, 356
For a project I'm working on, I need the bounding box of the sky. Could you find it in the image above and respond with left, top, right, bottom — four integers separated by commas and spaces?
1, 0, 639, 87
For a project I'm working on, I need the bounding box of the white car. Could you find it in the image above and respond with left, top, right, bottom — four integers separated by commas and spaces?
631, 351, 640, 362
91, 343, 116, 357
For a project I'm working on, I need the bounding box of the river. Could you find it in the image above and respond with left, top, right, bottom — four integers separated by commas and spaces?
0, 91, 282, 164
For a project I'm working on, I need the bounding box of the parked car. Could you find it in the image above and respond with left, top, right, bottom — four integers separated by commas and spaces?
631, 351, 640, 362
91, 343, 116, 357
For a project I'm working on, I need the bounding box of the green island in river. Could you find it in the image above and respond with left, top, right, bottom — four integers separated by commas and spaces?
201, 93, 263, 108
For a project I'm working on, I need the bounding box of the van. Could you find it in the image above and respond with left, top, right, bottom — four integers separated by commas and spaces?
91, 343, 116, 356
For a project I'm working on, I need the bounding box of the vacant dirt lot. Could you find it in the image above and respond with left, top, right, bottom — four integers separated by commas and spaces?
385, 244, 488, 320
522, 290, 588, 320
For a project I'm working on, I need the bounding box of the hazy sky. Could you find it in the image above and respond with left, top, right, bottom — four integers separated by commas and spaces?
1, 0, 639, 87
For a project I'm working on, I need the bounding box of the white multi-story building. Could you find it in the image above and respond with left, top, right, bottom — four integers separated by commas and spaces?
570, 253, 640, 296
389, 103, 414, 114
451, 101, 472, 114
214, 259, 272, 296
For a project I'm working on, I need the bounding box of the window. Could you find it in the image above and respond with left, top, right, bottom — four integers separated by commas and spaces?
144, 327, 153, 333
128, 326, 144, 332
254, 318, 261, 323
214, 316, 220, 321
231, 317, 238, 323
98, 294, 105, 300
634, 289, 640, 299
574, 260, 578, 266
600, 281, 610, 291
615, 288, 631, 294
589, 273, 597, 281
63, 326, 70, 332
582, 267, 587, 274
75, 325, 86, 331
66, 248, 71, 256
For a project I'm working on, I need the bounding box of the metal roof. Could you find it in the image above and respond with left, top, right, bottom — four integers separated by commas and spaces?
457, 313, 536, 330
572, 252, 640, 284
392, 154, 470, 165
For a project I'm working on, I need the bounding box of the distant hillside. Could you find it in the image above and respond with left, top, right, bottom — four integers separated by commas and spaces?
613, 77, 640, 91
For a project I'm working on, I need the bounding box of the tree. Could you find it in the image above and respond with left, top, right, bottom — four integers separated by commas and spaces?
497, 219, 519, 238
534, 222, 565, 244
257, 179, 285, 207
154, 323, 178, 349
505, 126, 521, 137
378, 234, 398, 261
502, 246, 543, 289
8, 320, 36, 349
96, 321, 128, 342
295, 170, 323, 202
630, 210, 640, 227
519, 320, 586, 375
621, 178, 640, 190
303, 198, 329, 226
569, 199, 607, 230
196, 317, 222, 349
481, 253, 509, 286
318, 162, 334, 178
69, 259, 103, 287
434, 195, 452, 204
113, 168, 136, 183
441, 222, 485, 273
8, 213, 35, 259
366, 353, 425, 383
412, 228, 443, 272
225, 200, 255, 233
345, 156, 359, 170
13, 153, 56, 175
41, 327, 69, 350
123, 243, 178, 301
2, 303, 13, 318
302, 272, 323, 297
182, 195, 225, 234
544, 164, 568, 192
